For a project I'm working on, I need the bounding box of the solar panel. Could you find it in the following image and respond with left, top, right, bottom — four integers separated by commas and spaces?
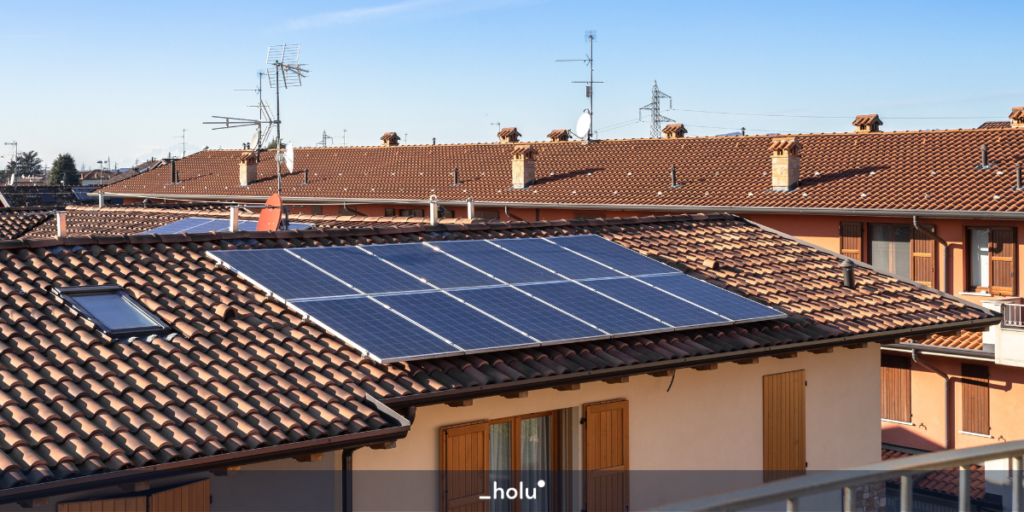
291, 297, 460, 362
491, 239, 622, 280
547, 235, 679, 277
363, 244, 503, 289
140, 217, 310, 234
583, 278, 729, 329
39, 192, 56, 205
430, 240, 565, 285
514, 281, 669, 336
450, 286, 604, 343
210, 250, 359, 300
72, 188, 97, 201
374, 291, 536, 352
289, 247, 434, 295
638, 274, 785, 323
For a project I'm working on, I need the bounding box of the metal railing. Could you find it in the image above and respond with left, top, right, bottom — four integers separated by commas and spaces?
657, 439, 1024, 512
1004, 303, 1024, 329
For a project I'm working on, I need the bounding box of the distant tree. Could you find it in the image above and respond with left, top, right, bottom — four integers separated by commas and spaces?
48, 153, 80, 186
1, 151, 43, 183
266, 137, 283, 150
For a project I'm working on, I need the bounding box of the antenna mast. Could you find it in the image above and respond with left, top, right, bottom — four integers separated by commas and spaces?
317, 130, 334, 147
639, 81, 674, 138
557, 31, 602, 141
177, 129, 187, 158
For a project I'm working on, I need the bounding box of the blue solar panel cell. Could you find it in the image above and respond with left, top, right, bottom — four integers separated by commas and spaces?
290, 247, 434, 295
450, 286, 603, 343
490, 239, 622, 280
429, 240, 564, 285
292, 297, 460, 362
142, 218, 217, 234
363, 244, 502, 289
547, 235, 679, 276
210, 249, 359, 300
514, 281, 668, 336
583, 278, 728, 329
638, 274, 784, 322
375, 292, 536, 352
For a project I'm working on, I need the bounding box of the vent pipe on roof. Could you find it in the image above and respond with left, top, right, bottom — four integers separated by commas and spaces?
1017, 163, 1022, 190
229, 206, 240, 232
452, 167, 459, 186
302, 168, 309, 185
98, 191, 104, 208
429, 195, 439, 225
466, 197, 475, 219
170, 160, 177, 184
55, 211, 67, 238
981, 145, 989, 167
433, 138, 436, 145
670, 165, 677, 188
841, 259, 855, 288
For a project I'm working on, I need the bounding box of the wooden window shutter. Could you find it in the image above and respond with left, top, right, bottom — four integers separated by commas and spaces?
582, 399, 629, 512
880, 355, 912, 423
439, 421, 489, 512
840, 222, 864, 261
911, 224, 937, 288
962, 364, 990, 435
763, 370, 806, 482
990, 227, 1017, 296
58, 497, 147, 512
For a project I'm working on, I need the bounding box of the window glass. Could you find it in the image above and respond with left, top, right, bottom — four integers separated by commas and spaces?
869, 224, 912, 280
521, 416, 551, 511
74, 293, 161, 331
970, 228, 990, 288
490, 422, 512, 512
892, 226, 912, 280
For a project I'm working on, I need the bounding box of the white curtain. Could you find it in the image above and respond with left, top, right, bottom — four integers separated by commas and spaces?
520, 416, 551, 512
490, 422, 512, 512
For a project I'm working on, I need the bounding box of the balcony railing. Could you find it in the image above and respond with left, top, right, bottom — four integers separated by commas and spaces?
655, 439, 1024, 512
1004, 304, 1024, 330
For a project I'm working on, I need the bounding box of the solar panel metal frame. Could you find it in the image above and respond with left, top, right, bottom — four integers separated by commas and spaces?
513, 281, 675, 338
489, 238, 624, 280
289, 246, 437, 295
362, 243, 503, 290
207, 250, 360, 301
580, 276, 733, 330
448, 286, 608, 345
637, 274, 787, 323
544, 235, 680, 277
426, 240, 567, 285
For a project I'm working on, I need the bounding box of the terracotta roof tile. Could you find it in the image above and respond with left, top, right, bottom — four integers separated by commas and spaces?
882, 447, 985, 500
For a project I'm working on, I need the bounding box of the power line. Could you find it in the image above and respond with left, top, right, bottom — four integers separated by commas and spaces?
669, 108, 995, 120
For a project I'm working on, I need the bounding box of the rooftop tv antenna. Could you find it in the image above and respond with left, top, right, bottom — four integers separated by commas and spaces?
265, 44, 308, 194
557, 31, 602, 141
639, 81, 674, 138
316, 130, 334, 147
177, 129, 188, 158
205, 70, 275, 159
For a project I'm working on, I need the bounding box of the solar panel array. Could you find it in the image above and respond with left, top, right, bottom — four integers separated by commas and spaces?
141, 217, 311, 235
72, 187, 99, 201
209, 235, 785, 364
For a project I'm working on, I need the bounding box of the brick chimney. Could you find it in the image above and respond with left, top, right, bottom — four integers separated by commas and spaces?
239, 152, 257, 186
852, 114, 882, 133
768, 137, 801, 191
511, 145, 538, 189
498, 127, 521, 143
1009, 107, 1024, 128
661, 124, 687, 139
547, 129, 570, 142
381, 132, 400, 146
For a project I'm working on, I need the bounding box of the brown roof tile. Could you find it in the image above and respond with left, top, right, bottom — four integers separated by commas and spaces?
882, 447, 985, 500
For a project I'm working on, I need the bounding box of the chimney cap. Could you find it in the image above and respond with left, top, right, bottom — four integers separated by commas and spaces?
661, 124, 687, 136
380, 132, 400, 142
852, 114, 882, 127
498, 127, 522, 141
840, 258, 854, 268
547, 129, 571, 141
768, 136, 801, 153
510, 144, 538, 157
1010, 107, 1024, 121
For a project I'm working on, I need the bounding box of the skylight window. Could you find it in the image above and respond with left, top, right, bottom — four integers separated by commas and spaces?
54, 286, 169, 338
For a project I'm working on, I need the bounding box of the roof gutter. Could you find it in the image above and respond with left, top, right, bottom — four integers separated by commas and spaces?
381, 316, 1000, 410
0, 395, 410, 506
93, 192, 1024, 221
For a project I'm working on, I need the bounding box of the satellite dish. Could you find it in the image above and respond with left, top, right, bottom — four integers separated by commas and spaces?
576, 111, 592, 139
257, 193, 283, 231
284, 143, 295, 172
250, 131, 259, 149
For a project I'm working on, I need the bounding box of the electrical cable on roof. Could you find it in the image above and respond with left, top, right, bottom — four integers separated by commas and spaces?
669, 108, 994, 120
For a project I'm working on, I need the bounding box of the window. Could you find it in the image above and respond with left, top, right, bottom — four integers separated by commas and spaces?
967, 227, 1016, 296
868, 223, 937, 286
399, 209, 424, 217
311, 205, 322, 215
440, 410, 573, 511
840, 222, 863, 261
575, 212, 605, 220
962, 364, 990, 435
54, 286, 169, 338
477, 209, 501, 220
881, 355, 912, 423
384, 208, 395, 217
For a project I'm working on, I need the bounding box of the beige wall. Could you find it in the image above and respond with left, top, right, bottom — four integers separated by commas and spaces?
355, 344, 882, 511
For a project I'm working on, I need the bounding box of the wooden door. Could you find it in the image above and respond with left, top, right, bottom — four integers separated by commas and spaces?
763, 370, 806, 482
840, 222, 863, 261
990, 227, 1017, 296
59, 497, 147, 512
911, 224, 937, 287
440, 421, 490, 512
583, 400, 629, 512
148, 480, 210, 512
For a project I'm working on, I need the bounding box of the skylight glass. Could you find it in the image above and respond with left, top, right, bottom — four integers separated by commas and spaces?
55, 286, 168, 338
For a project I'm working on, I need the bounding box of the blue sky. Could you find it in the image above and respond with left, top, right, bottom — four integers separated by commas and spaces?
3, 0, 1022, 170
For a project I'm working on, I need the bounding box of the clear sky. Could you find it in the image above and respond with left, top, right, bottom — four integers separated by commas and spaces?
3, 0, 1022, 170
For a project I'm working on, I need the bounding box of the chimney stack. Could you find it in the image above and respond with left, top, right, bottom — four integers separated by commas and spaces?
1009, 107, 1024, 128
547, 129, 570, 142
239, 152, 257, 186
380, 132, 400, 147
498, 127, 521, 143
769, 137, 801, 192
852, 114, 883, 133
466, 197, 475, 219
511, 145, 538, 189
841, 259, 856, 288
55, 211, 67, 238
661, 124, 687, 139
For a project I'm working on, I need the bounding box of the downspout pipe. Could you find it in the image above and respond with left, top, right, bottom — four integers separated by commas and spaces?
504, 206, 523, 221
341, 447, 361, 512
912, 349, 952, 449
913, 215, 949, 293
